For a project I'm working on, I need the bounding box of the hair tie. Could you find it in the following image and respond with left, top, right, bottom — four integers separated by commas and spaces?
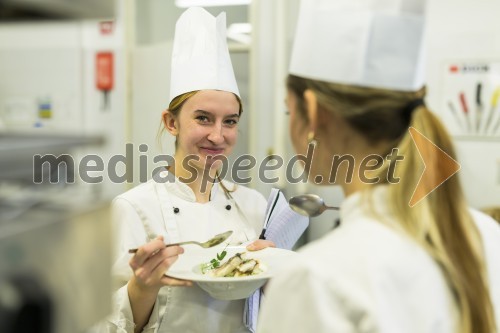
402, 98, 425, 115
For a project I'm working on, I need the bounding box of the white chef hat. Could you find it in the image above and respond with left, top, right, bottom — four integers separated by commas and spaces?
290, 0, 427, 91
169, 7, 239, 104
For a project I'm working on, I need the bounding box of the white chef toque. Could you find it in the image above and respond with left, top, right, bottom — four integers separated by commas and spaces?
290, 0, 427, 91
169, 7, 240, 104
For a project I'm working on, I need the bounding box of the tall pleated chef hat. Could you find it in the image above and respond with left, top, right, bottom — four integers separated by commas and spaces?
169, 7, 239, 104
290, 0, 427, 91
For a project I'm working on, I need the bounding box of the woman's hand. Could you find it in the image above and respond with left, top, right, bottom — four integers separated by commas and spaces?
129, 236, 192, 293
246, 239, 276, 251
128, 236, 192, 333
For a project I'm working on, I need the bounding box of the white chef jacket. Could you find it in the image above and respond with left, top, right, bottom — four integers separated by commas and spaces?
258, 186, 500, 333
99, 171, 267, 333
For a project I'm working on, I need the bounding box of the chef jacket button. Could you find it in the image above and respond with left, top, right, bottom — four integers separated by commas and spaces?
225, 205, 231, 211
173, 207, 180, 214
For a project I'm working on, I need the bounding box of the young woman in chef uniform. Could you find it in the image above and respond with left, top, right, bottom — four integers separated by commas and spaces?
258, 1, 500, 332
101, 7, 273, 333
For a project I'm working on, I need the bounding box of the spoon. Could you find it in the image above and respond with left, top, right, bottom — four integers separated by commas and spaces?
289, 194, 340, 217
128, 230, 233, 254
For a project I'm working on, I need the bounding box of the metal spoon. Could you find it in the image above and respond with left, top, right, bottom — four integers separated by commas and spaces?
289, 194, 340, 217
128, 230, 233, 254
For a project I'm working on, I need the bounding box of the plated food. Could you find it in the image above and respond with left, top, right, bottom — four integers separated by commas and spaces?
202, 252, 267, 277
166, 246, 297, 300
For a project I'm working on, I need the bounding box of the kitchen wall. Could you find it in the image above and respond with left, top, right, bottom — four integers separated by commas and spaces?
426, 0, 500, 209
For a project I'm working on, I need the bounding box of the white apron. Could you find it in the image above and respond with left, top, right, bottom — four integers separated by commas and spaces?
155, 179, 254, 333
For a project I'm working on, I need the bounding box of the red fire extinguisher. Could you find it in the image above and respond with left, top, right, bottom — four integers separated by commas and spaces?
96, 52, 114, 111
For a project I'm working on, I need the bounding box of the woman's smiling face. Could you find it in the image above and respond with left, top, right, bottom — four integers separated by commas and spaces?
167, 90, 240, 173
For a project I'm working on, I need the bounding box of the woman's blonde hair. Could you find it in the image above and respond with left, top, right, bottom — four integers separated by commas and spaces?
287, 74, 496, 333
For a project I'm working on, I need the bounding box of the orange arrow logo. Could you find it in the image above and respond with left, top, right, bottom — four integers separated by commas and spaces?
408, 127, 461, 207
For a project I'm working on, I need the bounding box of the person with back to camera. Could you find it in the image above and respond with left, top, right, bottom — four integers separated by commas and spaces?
258, 0, 500, 332
98, 7, 274, 333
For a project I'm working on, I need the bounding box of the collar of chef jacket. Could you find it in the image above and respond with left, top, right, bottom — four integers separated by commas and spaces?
340, 185, 404, 232
158, 169, 227, 203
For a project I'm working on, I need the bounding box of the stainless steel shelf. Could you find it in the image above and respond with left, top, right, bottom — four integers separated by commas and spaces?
0, 132, 103, 181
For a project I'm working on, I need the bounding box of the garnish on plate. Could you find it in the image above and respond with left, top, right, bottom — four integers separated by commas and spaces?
200, 243, 228, 274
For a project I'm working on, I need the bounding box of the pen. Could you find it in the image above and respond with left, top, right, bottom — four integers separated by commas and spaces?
258, 228, 267, 240
475, 83, 483, 133
491, 108, 500, 135
459, 92, 471, 133
484, 87, 500, 134
259, 191, 281, 240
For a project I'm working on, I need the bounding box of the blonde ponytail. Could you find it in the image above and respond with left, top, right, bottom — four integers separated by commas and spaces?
382, 106, 496, 333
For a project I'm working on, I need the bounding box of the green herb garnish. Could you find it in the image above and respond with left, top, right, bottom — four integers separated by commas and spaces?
200, 243, 229, 274
217, 249, 227, 261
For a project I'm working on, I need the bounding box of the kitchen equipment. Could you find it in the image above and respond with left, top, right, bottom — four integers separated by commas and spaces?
0, 2, 116, 332
0, 133, 111, 333
0, 0, 114, 20
289, 194, 339, 217
128, 230, 234, 254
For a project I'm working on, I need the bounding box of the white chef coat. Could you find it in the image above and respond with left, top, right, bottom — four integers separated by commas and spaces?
99, 170, 267, 333
258, 186, 500, 333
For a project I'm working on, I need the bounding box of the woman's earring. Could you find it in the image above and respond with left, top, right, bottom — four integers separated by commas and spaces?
307, 131, 318, 147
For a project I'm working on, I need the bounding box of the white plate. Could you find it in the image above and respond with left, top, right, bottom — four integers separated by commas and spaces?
166, 246, 297, 300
